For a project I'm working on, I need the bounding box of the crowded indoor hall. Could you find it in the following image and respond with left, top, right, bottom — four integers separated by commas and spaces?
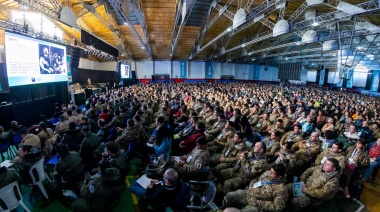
0, 0, 380, 212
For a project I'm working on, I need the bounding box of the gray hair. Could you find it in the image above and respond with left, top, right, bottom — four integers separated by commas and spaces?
164, 168, 179, 185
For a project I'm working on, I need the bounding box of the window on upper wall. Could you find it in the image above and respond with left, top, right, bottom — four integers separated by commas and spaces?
11, 11, 63, 39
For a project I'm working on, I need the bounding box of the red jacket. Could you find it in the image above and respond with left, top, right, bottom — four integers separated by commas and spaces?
182, 130, 205, 154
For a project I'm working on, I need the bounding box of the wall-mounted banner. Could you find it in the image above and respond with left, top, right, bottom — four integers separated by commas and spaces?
205, 62, 213, 79
346, 69, 354, 88
254, 65, 260, 80
371, 70, 380, 92
180, 61, 187, 78
67, 56, 72, 83
319, 69, 325, 85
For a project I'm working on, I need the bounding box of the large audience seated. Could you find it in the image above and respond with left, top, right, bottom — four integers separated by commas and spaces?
1, 82, 380, 211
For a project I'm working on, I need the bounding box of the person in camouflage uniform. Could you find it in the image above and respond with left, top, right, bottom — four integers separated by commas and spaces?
278, 110, 292, 129
279, 124, 303, 146
201, 105, 214, 124
264, 119, 285, 138
222, 164, 288, 212
205, 114, 227, 142
343, 139, 370, 198
115, 119, 140, 150
212, 131, 250, 173
205, 109, 219, 129
207, 121, 235, 154
264, 131, 281, 162
221, 141, 269, 194
254, 113, 272, 135
272, 142, 297, 183
288, 158, 341, 209
293, 132, 321, 175
173, 136, 210, 180
314, 142, 345, 170
106, 110, 123, 129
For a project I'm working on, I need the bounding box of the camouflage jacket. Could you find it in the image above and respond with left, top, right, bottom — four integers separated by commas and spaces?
276, 150, 297, 172
181, 147, 210, 176
246, 171, 288, 211
207, 120, 227, 136
255, 120, 271, 134
205, 114, 218, 129
238, 154, 268, 181
263, 139, 281, 158
300, 166, 340, 201
293, 140, 321, 161
115, 126, 140, 150
221, 142, 250, 163
345, 146, 370, 168
315, 149, 345, 169
280, 131, 303, 146
214, 128, 235, 147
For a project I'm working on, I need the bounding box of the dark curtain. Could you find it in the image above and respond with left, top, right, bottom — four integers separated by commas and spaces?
0, 82, 68, 130
74, 68, 118, 85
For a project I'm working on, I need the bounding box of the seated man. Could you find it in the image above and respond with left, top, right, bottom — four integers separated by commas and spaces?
130, 168, 181, 210
205, 114, 227, 142
61, 122, 82, 151
221, 141, 268, 194
71, 160, 122, 212
173, 136, 210, 180
207, 121, 235, 155
254, 113, 271, 135
265, 119, 285, 138
54, 143, 83, 192
115, 119, 140, 151
79, 126, 100, 170
222, 164, 288, 212
212, 131, 250, 174
20, 128, 41, 149
54, 115, 69, 135
280, 124, 303, 146
314, 142, 345, 170
288, 158, 340, 209
293, 132, 321, 175
103, 141, 128, 180
264, 131, 281, 163
13, 144, 43, 184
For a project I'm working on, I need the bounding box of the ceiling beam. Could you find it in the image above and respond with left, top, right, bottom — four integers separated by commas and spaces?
192, 0, 288, 59
107, 0, 152, 58
169, 0, 197, 60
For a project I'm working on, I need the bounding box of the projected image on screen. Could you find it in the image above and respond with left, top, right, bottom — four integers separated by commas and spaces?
39, 44, 66, 74
5, 31, 68, 86
120, 64, 130, 79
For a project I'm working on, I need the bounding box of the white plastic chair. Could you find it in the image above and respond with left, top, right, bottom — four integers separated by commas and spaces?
29, 157, 51, 199
187, 180, 217, 210
0, 181, 31, 212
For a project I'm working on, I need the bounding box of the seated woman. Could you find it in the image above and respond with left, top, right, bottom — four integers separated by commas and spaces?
13, 144, 43, 184
147, 126, 172, 158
